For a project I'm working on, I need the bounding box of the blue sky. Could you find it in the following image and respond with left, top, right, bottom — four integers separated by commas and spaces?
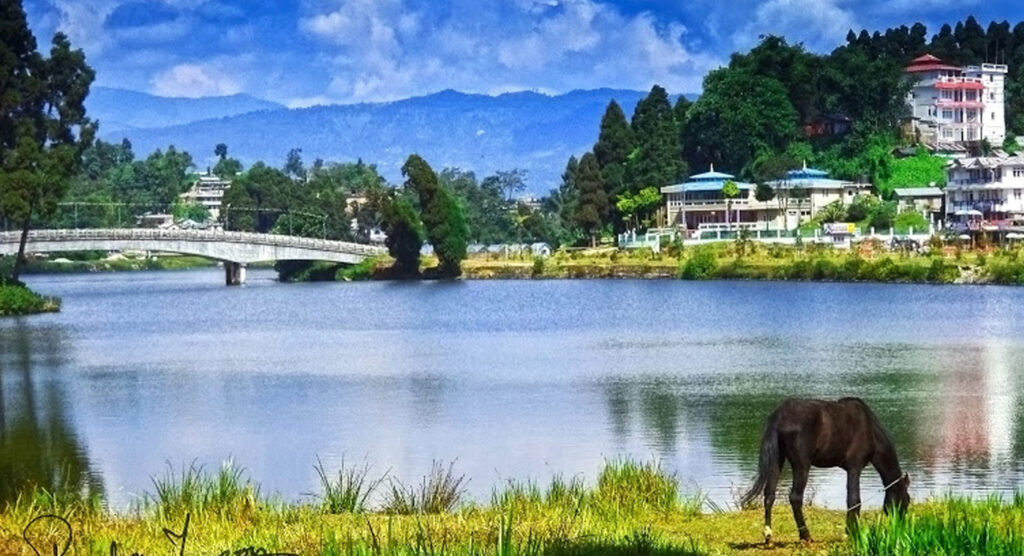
22, 0, 1022, 107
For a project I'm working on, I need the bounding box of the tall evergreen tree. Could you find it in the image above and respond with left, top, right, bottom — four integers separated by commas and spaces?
573, 152, 608, 247
625, 85, 686, 196
402, 154, 468, 277
593, 100, 635, 197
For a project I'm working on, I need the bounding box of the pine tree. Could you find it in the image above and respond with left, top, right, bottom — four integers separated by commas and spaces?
625, 85, 687, 197
573, 152, 608, 247
593, 100, 635, 197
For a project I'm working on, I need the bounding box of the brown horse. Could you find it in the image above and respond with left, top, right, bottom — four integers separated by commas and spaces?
741, 398, 910, 544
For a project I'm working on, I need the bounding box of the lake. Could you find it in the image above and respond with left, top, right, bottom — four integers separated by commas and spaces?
3, 268, 1023, 510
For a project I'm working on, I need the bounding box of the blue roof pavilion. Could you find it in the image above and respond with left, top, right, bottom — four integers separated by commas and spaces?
660, 165, 754, 194
767, 163, 870, 190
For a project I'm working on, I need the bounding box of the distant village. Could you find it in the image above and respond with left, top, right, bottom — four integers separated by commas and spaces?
161, 53, 1024, 256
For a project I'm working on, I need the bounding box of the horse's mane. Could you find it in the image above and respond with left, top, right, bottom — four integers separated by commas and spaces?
841, 397, 896, 452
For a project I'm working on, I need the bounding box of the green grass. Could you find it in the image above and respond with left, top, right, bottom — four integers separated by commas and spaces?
383, 461, 467, 515
0, 283, 59, 316
315, 456, 385, 514
3, 459, 1022, 555
849, 494, 1024, 555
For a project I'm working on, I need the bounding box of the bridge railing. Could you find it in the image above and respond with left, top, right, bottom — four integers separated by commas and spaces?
0, 228, 387, 256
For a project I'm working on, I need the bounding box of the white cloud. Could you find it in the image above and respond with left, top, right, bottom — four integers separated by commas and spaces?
298, 0, 717, 104
151, 63, 242, 97
732, 0, 858, 52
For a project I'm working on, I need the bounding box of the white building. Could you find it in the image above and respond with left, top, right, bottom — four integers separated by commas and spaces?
660, 164, 870, 234
179, 173, 232, 220
905, 54, 1008, 147
945, 155, 1024, 223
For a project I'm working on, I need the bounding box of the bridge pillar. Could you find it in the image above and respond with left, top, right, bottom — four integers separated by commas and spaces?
225, 262, 246, 286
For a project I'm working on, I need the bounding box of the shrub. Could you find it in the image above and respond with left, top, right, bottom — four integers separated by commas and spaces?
0, 284, 58, 316
680, 248, 717, 280
926, 257, 958, 284
383, 461, 466, 514
594, 459, 681, 515
314, 457, 385, 514
531, 256, 545, 277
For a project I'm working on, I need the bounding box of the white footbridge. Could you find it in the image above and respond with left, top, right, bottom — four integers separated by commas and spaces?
0, 229, 387, 285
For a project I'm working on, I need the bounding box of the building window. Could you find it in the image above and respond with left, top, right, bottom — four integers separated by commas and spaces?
941, 90, 953, 100
942, 109, 954, 119
942, 128, 953, 139
992, 112, 997, 121
1014, 168, 1024, 178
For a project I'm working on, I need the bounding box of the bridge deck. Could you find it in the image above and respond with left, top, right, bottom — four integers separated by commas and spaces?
0, 228, 387, 265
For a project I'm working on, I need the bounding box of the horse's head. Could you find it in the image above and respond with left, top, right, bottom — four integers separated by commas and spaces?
883, 473, 910, 515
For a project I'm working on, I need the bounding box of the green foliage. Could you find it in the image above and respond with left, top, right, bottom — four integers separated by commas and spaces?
851, 495, 1024, 556
0, 284, 58, 316
754, 181, 775, 204
883, 149, 947, 191
172, 200, 210, 223
615, 186, 661, 230
212, 157, 242, 179
593, 100, 635, 196
383, 461, 466, 515
817, 200, 847, 223
683, 69, 798, 174
626, 86, 686, 194
147, 459, 260, 519
594, 459, 683, 516
382, 195, 423, 277
680, 248, 718, 280
442, 168, 514, 244
314, 457, 384, 514
0, 17, 96, 280
573, 153, 608, 246
894, 210, 929, 233
404, 155, 469, 277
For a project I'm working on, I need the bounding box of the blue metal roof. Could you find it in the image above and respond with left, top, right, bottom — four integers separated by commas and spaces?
660, 166, 753, 193
786, 167, 829, 179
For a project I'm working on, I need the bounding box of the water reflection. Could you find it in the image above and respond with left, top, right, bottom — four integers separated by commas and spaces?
7, 271, 1024, 509
0, 324, 102, 507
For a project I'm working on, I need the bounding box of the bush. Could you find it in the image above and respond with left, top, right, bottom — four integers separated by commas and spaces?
382, 461, 466, 514
680, 248, 717, 280
0, 284, 58, 316
531, 256, 546, 277
894, 211, 929, 234
926, 257, 957, 283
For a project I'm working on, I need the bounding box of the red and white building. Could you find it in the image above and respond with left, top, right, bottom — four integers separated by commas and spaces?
905, 54, 1007, 147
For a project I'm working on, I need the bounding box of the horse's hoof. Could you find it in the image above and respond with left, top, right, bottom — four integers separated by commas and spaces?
764, 536, 772, 548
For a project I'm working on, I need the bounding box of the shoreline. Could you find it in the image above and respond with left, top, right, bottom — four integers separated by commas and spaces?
1, 458, 1019, 555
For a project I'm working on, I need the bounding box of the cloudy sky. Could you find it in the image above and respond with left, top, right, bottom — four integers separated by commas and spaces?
22, 0, 1020, 107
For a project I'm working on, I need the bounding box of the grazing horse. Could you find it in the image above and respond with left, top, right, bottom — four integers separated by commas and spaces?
740, 398, 910, 544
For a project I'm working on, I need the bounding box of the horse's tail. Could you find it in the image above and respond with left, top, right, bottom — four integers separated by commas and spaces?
740, 411, 780, 508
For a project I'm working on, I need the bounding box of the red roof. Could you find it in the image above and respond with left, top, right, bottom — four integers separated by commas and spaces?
905, 53, 961, 73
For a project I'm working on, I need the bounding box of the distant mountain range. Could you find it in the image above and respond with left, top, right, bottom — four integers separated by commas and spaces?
89, 88, 697, 195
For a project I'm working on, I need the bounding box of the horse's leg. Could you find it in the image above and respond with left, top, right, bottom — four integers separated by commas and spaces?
763, 461, 782, 545
789, 463, 812, 542
846, 467, 862, 536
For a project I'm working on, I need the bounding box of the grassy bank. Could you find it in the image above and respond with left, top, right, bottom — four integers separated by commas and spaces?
11, 253, 218, 274
0, 282, 59, 316
462, 241, 1024, 285
3, 459, 1021, 556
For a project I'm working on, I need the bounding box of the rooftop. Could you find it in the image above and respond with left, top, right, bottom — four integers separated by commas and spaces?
893, 187, 944, 197
660, 164, 753, 193
905, 54, 961, 73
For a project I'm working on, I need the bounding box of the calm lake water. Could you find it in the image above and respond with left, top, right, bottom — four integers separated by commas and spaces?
3, 268, 1024, 510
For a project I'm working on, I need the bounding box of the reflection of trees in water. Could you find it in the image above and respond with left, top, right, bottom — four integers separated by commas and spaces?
598, 343, 960, 474
0, 325, 103, 507
601, 378, 683, 454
